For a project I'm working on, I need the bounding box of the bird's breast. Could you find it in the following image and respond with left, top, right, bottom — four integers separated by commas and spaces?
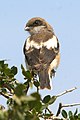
25, 35, 58, 50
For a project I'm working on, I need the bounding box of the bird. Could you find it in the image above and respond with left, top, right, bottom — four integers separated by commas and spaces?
23, 17, 60, 89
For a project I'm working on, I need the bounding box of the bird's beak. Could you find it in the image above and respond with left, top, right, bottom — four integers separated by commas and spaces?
24, 26, 30, 31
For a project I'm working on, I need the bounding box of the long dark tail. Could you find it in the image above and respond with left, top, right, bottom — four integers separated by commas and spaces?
38, 69, 51, 89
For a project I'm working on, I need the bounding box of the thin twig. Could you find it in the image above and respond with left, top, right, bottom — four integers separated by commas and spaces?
24, 83, 29, 95
62, 103, 80, 108
46, 107, 53, 115
56, 87, 77, 97
45, 115, 62, 120
0, 105, 5, 110
56, 103, 62, 116
3, 83, 12, 92
0, 92, 9, 99
37, 86, 39, 93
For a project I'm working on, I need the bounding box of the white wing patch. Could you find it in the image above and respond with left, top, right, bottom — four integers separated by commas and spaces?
25, 37, 31, 50
25, 37, 42, 50
44, 36, 57, 49
25, 35, 58, 50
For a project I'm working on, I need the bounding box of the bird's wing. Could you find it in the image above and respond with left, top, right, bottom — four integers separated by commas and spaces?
23, 35, 59, 71
23, 45, 40, 69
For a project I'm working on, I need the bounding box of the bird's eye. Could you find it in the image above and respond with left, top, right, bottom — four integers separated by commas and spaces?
33, 20, 42, 26
35, 20, 40, 24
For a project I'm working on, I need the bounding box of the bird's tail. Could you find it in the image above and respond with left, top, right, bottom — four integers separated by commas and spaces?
38, 69, 51, 89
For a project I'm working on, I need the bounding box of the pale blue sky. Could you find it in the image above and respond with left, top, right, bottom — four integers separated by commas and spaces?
0, 0, 80, 114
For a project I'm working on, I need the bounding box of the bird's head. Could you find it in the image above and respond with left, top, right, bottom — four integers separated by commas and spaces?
24, 17, 53, 35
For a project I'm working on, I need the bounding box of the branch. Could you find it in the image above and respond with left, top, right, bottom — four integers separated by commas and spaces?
62, 103, 80, 108
3, 83, 13, 93
0, 105, 5, 110
56, 102, 80, 117
46, 115, 62, 120
46, 107, 53, 115
56, 87, 77, 97
0, 92, 9, 99
56, 103, 62, 116
24, 83, 29, 95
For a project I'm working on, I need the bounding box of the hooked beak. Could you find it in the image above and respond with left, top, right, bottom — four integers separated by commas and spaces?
24, 26, 30, 31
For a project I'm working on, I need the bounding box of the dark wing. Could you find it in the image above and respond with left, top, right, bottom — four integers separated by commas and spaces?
39, 47, 56, 64
24, 45, 59, 71
23, 45, 40, 69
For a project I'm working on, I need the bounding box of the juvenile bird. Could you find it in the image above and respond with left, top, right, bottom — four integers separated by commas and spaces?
23, 17, 60, 89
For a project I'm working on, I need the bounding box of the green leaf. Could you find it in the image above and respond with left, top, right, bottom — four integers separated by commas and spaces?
62, 109, 67, 118
0, 80, 4, 87
0, 60, 4, 69
0, 60, 8, 73
44, 113, 52, 117
1, 88, 7, 93
28, 100, 41, 111
21, 64, 27, 77
78, 113, 80, 119
25, 111, 34, 120
21, 64, 25, 71
4, 64, 8, 69
26, 70, 32, 79
31, 109, 36, 115
74, 115, 78, 120
7, 98, 13, 105
0, 60, 4, 64
17, 111, 24, 120
21, 64, 31, 79
14, 84, 26, 96
0, 110, 5, 120
43, 95, 51, 104
34, 81, 40, 87
31, 92, 41, 101
28, 101, 36, 110
68, 111, 73, 118
13, 95, 21, 105
11, 66, 18, 75
41, 104, 48, 111
48, 96, 57, 105
4, 68, 11, 75
36, 101, 42, 112
0, 105, 5, 110
28, 93, 41, 111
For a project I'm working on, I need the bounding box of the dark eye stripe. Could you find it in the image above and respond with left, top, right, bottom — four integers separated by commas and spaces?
28, 20, 42, 27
